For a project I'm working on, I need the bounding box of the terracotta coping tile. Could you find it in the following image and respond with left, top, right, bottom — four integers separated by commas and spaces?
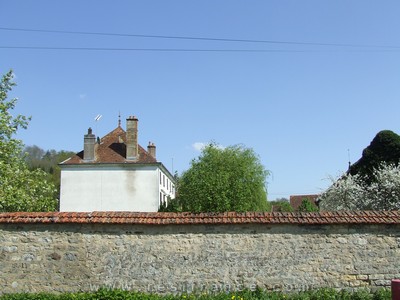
0, 211, 399, 225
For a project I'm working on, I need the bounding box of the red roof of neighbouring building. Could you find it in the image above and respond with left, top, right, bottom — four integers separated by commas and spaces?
290, 194, 319, 211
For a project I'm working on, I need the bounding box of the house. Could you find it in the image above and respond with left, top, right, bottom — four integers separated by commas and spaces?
59, 115, 175, 212
289, 194, 319, 211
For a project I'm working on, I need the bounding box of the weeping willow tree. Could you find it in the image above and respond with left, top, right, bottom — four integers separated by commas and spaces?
176, 143, 270, 213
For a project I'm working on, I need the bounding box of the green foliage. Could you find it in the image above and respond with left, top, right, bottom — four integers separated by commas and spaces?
158, 197, 183, 212
0, 70, 57, 212
349, 130, 400, 183
270, 199, 293, 212
0, 288, 391, 300
372, 288, 392, 300
298, 198, 319, 212
177, 143, 270, 212
24, 145, 75, 198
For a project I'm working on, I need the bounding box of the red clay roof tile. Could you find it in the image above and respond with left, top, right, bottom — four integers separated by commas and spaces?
61, 127, 157, 165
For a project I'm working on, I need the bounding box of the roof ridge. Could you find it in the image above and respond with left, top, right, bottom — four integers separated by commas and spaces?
100, 126, 126, 143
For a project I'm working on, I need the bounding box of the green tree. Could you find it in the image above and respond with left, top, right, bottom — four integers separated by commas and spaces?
269, 198, 293, 212
0, 70, 57, 212
158, 196, 183, 212
349, 130, 400, 182
274, 202, 294, 212
298, 198, 319, 212
177, 143, 270, 212
24, 145, 75, 198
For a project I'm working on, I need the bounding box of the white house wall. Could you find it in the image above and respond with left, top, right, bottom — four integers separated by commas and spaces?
60, 165, 159, 212
158, 169, 176, 206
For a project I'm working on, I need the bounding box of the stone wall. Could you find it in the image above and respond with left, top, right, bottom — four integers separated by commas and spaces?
0, 213, 399, 294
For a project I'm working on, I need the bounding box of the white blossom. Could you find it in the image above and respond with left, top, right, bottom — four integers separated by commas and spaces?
319, 163, 400, 211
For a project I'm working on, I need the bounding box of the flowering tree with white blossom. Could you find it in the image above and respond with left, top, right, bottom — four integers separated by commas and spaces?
368, 163, 400, 210
319, 163, 400, 211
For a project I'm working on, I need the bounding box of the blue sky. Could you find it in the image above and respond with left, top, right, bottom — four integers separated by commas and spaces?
1, 1, 400, 200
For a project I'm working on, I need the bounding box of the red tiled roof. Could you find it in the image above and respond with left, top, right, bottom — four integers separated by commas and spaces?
290, 194, 319, 211
0, 211, 399, 225
61, 127, 157, 165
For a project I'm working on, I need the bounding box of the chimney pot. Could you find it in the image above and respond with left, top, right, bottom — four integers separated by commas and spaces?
147, 141, 156, 159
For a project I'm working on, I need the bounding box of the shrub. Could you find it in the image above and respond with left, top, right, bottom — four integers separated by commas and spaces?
0, 287, 392, 300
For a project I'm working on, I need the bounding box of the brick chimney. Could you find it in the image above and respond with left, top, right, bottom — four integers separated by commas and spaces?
147, 142, 156, 159
126, 116, 139, 161
83, 127, 96, 161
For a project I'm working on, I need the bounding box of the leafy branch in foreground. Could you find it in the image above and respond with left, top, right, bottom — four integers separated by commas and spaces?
0, 70, 57, 212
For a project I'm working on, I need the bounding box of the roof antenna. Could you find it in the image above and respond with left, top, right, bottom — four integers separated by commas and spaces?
94, 114, 102, 136
118, 111, 121, 127
94, 114, 102, 122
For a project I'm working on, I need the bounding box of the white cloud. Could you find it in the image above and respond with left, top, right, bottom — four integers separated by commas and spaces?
192, 142, 225, 152
79, 93, 87, 100
192, 142, 206, 152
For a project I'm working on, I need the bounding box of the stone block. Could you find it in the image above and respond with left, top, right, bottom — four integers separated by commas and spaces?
356, 275, 368, 280
0, 222, 399, 294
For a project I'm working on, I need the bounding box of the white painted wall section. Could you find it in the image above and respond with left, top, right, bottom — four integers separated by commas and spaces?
60, 165, 160, 212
